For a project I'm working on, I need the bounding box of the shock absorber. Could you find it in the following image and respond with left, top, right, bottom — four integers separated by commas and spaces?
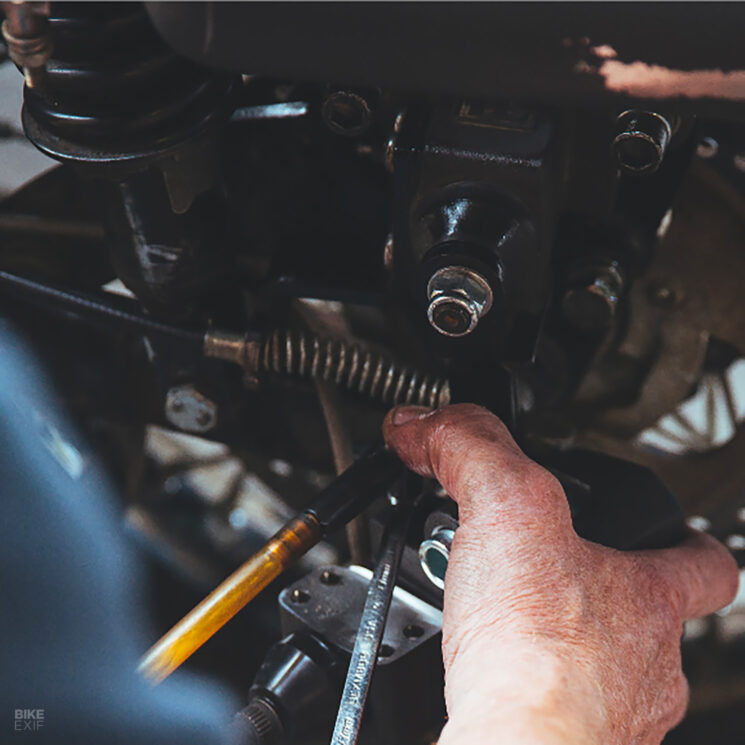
19, 2, 239, 317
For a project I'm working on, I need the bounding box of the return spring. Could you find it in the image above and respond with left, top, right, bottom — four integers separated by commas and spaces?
261, 330, 450, 408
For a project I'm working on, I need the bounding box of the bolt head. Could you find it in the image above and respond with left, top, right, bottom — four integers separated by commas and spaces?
429, 296, 476, 336
426, 266, 493, 338
165, 385, 217, 434
613, 110, 671, 174
562, 283, 616, 331
321, 90, 371, 136
562, 263, 624, 331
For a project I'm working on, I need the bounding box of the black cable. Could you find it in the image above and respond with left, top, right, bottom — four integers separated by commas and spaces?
0, 269, 205, 347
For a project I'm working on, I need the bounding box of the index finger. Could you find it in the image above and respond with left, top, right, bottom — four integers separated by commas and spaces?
383, 403, 572, 528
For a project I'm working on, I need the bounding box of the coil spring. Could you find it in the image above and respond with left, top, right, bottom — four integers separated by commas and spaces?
261, 330, 450, 408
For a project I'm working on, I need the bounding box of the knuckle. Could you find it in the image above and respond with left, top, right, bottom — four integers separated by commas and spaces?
521, 462, 573, 521
523, 462, 564, 498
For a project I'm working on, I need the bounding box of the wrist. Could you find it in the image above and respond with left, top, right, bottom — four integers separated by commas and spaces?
440, 636, 604, 745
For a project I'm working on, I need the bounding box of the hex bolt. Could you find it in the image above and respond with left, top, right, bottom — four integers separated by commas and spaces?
613, 110, 672, 174
561, 262, 624, 331
321, 89, 372, 137
164, 384, 218, 434
418, 526, 455, 590
426, 266, 494, 338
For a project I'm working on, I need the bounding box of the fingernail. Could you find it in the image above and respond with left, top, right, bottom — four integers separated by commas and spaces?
392, 406, 434, 426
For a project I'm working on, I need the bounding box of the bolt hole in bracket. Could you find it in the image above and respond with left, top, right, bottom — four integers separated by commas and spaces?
290, 588, 311, 604
277, 566, 445, 742
279, 565, 442, 666
320, 569, 342, 585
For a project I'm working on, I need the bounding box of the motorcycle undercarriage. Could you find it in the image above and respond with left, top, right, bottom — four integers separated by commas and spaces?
3, 3, 745, 743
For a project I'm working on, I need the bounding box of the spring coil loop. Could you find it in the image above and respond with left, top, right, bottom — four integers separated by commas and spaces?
261, 330, 450, 408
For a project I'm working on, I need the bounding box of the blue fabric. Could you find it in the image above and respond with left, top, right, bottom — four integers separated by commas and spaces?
0, 323, 237, 743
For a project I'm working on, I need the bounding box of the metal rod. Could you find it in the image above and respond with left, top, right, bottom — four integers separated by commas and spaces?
330, 502, 411, 745
315, 377, 369, 565
0, 213, 105, 239
138, 513, 322, 684
138, 447, 402, 684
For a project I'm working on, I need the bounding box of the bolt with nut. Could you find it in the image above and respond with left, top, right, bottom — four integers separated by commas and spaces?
321, 88, 373, 137
426, 266, 494, 337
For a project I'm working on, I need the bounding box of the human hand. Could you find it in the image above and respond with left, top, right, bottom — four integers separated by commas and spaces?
383, 404, 739, 745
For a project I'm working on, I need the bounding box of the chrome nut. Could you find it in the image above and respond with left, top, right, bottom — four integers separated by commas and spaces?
426, 266, 493, 337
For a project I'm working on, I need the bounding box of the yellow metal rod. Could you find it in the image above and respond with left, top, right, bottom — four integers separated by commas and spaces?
138, 513, 322, 683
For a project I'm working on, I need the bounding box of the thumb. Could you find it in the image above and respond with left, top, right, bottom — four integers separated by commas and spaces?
639, 530, 739, 620
383, 403, 570, 528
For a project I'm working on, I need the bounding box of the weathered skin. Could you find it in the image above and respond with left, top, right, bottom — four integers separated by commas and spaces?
383, 404, 739, 745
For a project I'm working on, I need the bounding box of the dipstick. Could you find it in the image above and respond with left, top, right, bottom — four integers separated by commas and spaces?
138, 446, 402, 683
138, 514, 321, 683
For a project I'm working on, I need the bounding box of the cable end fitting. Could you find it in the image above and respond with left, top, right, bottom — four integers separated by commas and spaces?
204, 329, 261, 386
